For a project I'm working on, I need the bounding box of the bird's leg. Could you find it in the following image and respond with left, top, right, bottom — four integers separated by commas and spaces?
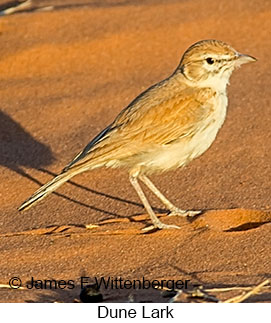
139, 174, 201, 218
129, 174, 180, 231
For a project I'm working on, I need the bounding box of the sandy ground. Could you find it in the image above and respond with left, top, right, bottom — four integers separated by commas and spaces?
0, 0, 270, 302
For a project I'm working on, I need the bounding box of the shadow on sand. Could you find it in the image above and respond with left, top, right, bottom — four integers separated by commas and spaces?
0, 110, 54, 179
1, 110, 152, 217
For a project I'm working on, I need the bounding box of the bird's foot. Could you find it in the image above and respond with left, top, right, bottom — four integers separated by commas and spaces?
168, 208, 201, 218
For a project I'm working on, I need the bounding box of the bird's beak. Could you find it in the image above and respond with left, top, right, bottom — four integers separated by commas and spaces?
235, 53, 257, 67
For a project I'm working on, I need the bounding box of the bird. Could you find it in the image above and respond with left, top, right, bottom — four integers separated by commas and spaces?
19, 39, 256, 231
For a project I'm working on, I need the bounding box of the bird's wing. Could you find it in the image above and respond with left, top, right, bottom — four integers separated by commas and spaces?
63, 86, 215, 172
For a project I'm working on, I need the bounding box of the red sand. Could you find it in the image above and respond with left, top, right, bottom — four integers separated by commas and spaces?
0, 0, 270, 302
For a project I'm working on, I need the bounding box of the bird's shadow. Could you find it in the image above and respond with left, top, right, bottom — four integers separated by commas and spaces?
1, 110, 165, 220
0, 110, 54, 176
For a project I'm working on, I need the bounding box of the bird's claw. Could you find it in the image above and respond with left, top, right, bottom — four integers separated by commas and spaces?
142, 222, 180, 232
168, 209, 201, 218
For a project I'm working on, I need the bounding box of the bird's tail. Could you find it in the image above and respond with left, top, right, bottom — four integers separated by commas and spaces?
18, 169, 80, 212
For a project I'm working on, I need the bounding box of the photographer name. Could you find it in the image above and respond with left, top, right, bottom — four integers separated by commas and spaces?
23, 276, 190, 291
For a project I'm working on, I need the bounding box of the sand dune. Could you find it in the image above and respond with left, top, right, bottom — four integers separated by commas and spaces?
0, 0, 270, 302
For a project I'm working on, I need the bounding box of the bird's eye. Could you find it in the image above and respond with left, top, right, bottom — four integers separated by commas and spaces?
206, 57, 214, 65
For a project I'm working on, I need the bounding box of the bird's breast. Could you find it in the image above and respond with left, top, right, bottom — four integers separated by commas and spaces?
139, 92, 228, 173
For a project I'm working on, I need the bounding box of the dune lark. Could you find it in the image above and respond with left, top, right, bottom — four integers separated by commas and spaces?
19, 40, 256, 230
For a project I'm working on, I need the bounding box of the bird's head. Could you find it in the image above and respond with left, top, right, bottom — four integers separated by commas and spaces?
178, 39, 256, 91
